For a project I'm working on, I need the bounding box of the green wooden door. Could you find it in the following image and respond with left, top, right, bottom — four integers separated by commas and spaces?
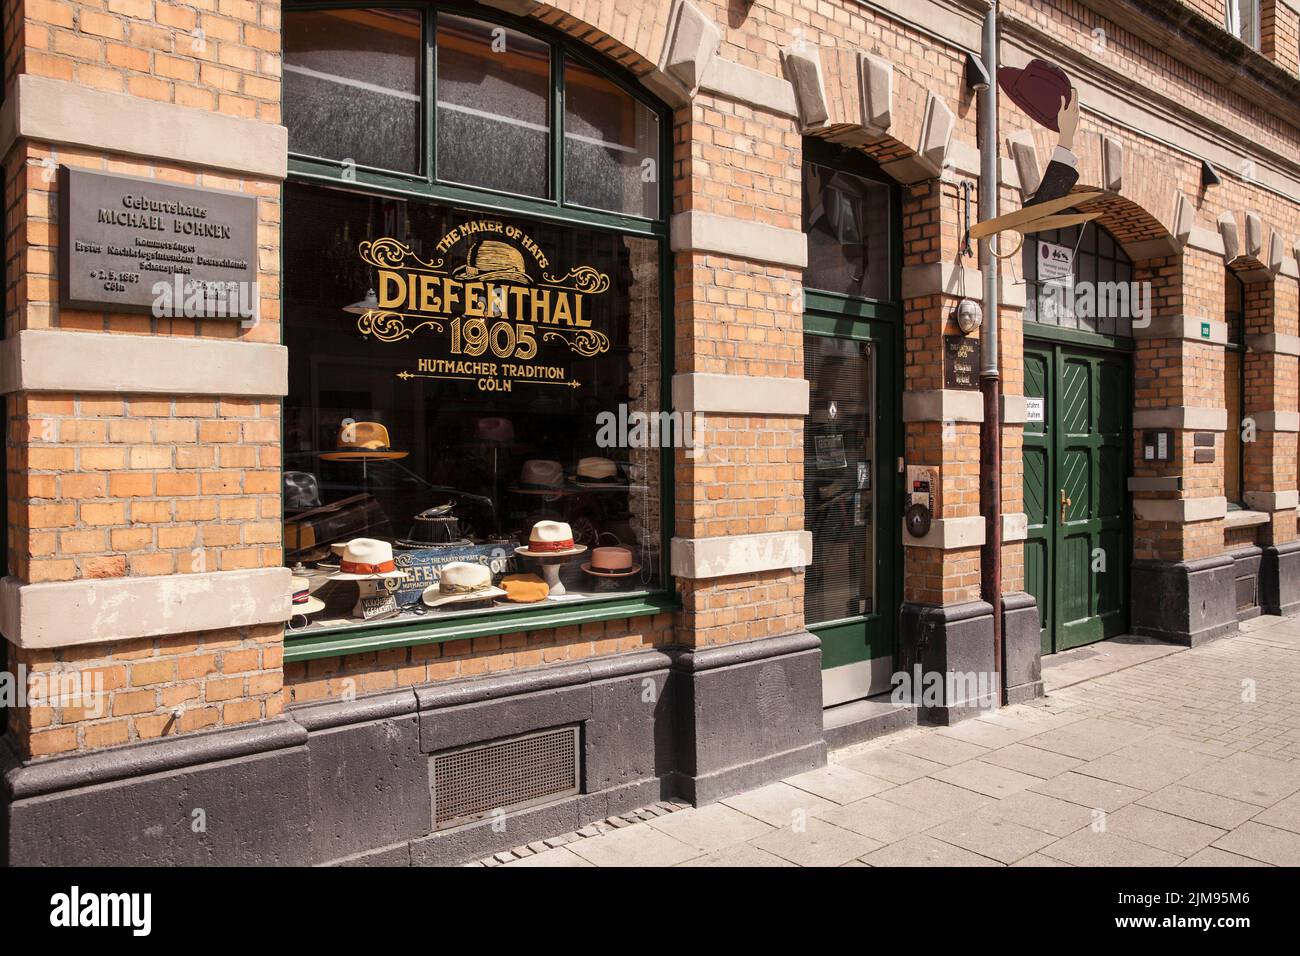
1024, 340, 1131, 654
803, 313, 900, 705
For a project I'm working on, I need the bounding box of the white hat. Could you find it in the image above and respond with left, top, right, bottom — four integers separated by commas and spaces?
290, 575, 325, 615
422, 561, 506, 607
515, 520, 587, 558
329, 537, 408, 580
512, 459, 565, 494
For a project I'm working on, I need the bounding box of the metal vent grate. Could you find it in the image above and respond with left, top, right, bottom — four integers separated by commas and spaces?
432, 725, 580, 829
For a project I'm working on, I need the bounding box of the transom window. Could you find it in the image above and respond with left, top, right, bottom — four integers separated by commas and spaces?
1023, 223, 1136, 338
284, 5, 661, 220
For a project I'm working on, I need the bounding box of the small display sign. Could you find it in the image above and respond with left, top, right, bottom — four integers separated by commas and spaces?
1024, 397, 1045, 423
1038, 240, 1074, 281
815, 434, 847, 470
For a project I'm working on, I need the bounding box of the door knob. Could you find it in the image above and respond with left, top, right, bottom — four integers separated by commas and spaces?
1059, 489, 1071, 524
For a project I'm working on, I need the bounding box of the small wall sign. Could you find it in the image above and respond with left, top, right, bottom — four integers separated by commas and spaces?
1024, 397, 1045, 423
58, 167, 258, 314
943, 335, 979, 390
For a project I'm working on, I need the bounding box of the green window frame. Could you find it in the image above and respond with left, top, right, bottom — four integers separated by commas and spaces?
281, 2, 676, 663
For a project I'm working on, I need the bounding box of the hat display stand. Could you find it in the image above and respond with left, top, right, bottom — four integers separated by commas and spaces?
516, 551, 580, 596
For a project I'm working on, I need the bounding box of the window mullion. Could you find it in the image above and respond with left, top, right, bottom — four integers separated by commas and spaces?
426, 10, 437, 184
553, 42, 565, 205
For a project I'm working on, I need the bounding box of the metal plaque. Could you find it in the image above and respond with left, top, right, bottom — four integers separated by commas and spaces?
58, 166, 258, 314
944, 334, 979, 390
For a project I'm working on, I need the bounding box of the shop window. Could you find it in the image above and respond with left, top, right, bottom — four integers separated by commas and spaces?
1228, 0, 1261, 49
284, 8, 423, 174
1225, 271, 1246, 506
1024, 222, 1135, 337
802, 161, 893, 300
563, 56, 660, 218
436, 14, 551, 198
281, 7, 667, 639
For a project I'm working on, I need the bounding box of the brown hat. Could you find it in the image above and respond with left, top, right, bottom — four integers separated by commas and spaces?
998, 58, 1072, 132
319, 421, 408, 461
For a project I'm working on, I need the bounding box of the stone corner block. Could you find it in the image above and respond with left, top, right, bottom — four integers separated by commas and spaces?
671, 372, 809, 416
0, 567, 292, 649
670, 531, 812, 580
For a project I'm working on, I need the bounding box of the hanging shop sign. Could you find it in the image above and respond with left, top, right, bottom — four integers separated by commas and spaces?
354, 220, 612, 392
57, 167, 258, 315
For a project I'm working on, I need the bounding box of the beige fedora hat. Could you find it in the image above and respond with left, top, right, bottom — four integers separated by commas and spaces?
422, 561, 506, 607
329, 537, 408, 580
510, 459, 566, 495
515, 519, 587, 558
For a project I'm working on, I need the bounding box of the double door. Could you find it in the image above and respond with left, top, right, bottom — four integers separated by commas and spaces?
1023, 340, 1131, 654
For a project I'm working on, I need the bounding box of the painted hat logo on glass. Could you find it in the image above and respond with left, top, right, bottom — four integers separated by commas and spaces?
452, 239, 531, 284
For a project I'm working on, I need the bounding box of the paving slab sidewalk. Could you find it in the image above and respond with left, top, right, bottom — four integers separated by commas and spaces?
504, 616, 1300, 867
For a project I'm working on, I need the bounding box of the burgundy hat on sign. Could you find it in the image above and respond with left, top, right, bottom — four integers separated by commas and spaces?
998, 58, 1072, 132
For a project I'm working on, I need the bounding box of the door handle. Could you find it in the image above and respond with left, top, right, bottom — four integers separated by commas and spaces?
1059, 489, 1071, 525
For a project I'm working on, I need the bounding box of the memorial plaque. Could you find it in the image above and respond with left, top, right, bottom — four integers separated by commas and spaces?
58, 166, 258, 315
943, 334, 979, 390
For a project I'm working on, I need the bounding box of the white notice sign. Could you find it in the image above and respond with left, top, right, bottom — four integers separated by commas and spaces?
1024, 397, 1045, 423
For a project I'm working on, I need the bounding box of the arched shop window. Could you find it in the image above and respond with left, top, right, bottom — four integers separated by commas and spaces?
1023, 222, 1136, 337
281, 5, 668, 637
1225, 270, 1246, 506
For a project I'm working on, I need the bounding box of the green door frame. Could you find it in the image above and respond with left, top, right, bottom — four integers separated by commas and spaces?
1024, 333, 1133, 655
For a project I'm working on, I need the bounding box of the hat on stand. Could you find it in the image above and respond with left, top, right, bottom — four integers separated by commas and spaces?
422, 562, 506, 607
290, 575, 326, 615
320, 421, 408, 461
582, 546, 641, 578
396, 505, 471, 550
476, 417, 516, 444
515, 520, 587, 558
569, 457, 625, 485
511, 459, 566, 495
329, 538, 408, 580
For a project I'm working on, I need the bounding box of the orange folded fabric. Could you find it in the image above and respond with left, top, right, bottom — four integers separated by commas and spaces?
500, 573, 550, 603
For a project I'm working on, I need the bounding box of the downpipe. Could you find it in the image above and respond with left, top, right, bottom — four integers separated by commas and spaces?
978, 1, 1004, 706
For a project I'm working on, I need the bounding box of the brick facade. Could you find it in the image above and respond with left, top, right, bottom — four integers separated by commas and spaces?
2, 0, 1300, 866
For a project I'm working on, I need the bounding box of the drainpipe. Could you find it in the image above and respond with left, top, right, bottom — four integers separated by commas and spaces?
978, 1, 1004, 705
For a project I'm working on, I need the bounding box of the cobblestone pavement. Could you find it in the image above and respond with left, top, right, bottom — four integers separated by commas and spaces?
499, 615, 1300, 867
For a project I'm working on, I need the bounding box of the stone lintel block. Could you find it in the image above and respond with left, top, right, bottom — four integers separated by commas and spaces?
660, 0, 722, 96
780, 44, 828, 131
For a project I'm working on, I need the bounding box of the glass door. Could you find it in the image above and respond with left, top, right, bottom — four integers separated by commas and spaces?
804, 315, 899, 706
